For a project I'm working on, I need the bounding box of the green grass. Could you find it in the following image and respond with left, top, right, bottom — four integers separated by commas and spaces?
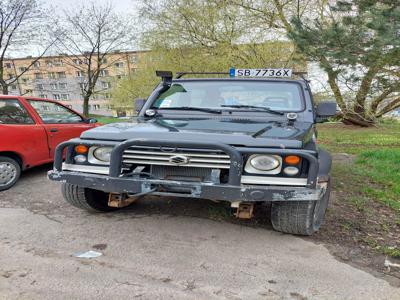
319, 123, 400, 213
355, 149, 400, 212
318, 122, 400, 154
318, 121, 400, 257
89, 114, 131, 124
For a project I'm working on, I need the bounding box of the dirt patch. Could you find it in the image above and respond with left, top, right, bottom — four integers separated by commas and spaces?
331, 153, 356, 164
309, 158, 400, 286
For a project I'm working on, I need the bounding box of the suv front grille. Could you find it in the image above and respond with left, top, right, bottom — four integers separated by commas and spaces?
122, 146, 231, 169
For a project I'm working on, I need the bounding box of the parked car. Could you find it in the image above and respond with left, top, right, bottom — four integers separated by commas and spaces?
0, 96, 98, 191
48, 69, 336, 235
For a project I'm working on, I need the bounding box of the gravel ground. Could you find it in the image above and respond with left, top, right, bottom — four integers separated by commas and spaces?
0, 165, 399, 300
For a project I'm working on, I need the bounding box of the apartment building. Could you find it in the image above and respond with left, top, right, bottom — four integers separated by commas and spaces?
5, 50, 146, 116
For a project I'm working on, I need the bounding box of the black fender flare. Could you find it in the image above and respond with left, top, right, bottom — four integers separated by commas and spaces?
317, 148, 332, 182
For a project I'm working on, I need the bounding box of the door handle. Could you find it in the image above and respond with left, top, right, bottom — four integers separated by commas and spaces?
50, 128, 58, 133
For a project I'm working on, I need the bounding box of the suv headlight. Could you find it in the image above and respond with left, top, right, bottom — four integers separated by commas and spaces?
92, 147, 113, 162
249, 155, 281, 171
244, 154, 282, 174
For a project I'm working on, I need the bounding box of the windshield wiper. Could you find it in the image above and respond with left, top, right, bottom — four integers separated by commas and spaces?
154, 106, 222, 114
220, 105, 284, 115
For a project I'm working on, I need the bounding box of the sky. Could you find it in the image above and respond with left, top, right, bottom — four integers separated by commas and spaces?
8, 0, 140, 57
43, 0, 137, 13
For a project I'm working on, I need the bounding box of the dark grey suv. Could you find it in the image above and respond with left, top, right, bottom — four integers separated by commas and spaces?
48, 69, 336, 235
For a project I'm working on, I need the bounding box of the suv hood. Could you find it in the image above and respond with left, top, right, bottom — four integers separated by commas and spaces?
81, 117, 314, 148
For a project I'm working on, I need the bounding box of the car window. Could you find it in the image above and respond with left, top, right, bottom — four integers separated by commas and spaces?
154, 81, 304, 112
0, 99, 34, 124
28, 100, 83, 124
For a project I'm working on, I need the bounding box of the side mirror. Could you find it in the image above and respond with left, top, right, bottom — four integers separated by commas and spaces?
86, 118, 98, 124
316, 102, 337, 122
135, 98, 146, 113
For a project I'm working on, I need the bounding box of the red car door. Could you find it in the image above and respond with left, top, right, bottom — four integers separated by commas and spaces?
26, 99, 96, 157
0, 98, 50, 168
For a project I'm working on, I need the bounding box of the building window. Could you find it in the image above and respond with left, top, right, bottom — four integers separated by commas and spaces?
53, 94, 61, 100
73, 59, 83, 65
61, 94, 70, 100
93, 104, 101, 110
100, 58, 107, 64
34, 73, 43, 79
36, 84, 44, 90
76, 71, 84, 77
129, 55, 138, 63
53, 59, 63, 66
50, 83, 58, 90
114, 62, 124, 68
25, 89, 32, 94
45, 60, 53, 67
22, 78, 29, 83
5, 63, 12, 68
19, 67, 27, 72
48, 72, 56, 79
33, 61, 40, 68
8, 73, 14, 80
101, 81, 111, 89
105, 93, 111, 99
99, 69, 109, 77
131, 68, 137, 74
57, 72, 66, 79
39, 94, 47, 98
59, 83, 67, 89
10, 84, 17, 90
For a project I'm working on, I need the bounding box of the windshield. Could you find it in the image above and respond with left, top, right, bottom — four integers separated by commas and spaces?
153, 81, 303, 112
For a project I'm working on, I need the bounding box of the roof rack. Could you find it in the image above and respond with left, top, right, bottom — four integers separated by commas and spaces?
175, 71, 308, 79
176, 72, 229, 79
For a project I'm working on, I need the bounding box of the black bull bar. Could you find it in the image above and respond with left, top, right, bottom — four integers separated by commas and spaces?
49, 138, 323, 202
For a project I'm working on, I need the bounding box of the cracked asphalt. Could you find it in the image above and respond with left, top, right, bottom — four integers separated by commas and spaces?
0, 165, 399, 299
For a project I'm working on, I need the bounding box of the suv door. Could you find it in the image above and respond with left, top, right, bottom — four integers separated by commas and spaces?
0, 98, 49, 167
27, 100, 95, 157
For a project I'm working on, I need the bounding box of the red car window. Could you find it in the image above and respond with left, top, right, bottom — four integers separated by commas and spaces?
0, 99, 34, 124
28, 100, 84, 124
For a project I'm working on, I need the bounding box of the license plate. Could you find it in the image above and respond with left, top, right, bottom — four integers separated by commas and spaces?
230, 68, 292, 78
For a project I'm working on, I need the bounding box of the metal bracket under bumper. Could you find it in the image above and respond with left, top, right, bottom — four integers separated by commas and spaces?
48, 170, 325, 202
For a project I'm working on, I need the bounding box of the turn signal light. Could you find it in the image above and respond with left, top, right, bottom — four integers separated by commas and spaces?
74, 145, 88, 154
284, 155, 301, 165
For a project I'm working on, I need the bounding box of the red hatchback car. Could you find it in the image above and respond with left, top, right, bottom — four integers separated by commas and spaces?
0, 96, 99, 191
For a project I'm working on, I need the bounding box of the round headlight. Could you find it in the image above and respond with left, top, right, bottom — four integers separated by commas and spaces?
250, 155, 280, 171
93, 147, 113, 162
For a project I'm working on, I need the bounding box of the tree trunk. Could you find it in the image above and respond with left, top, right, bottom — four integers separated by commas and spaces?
340, 112, 375, 127
2, 84, 8, 95
83, 95, 90, 117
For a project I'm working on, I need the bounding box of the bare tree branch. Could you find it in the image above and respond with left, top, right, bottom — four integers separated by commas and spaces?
51, 1, 136, 116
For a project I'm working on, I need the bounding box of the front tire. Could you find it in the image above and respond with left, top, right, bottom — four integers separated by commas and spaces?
271, 179, 331, 235
61, 183, 118, 212
0, 156, 21, 191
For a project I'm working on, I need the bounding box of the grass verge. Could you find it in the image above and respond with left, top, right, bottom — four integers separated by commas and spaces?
317, 122, 400, 260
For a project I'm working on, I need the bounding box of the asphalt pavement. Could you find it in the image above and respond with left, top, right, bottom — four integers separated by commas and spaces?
0, 165, 399, 299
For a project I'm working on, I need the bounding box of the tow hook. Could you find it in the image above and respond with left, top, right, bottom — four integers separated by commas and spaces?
231, 201, 254, 219
108, 193, 139, 208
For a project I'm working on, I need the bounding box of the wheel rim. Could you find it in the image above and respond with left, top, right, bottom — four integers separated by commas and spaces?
0, 162, 17, 186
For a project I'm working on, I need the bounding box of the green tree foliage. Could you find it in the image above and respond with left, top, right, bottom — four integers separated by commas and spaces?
112, 0, 305, 109
288, 0, 400, 125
